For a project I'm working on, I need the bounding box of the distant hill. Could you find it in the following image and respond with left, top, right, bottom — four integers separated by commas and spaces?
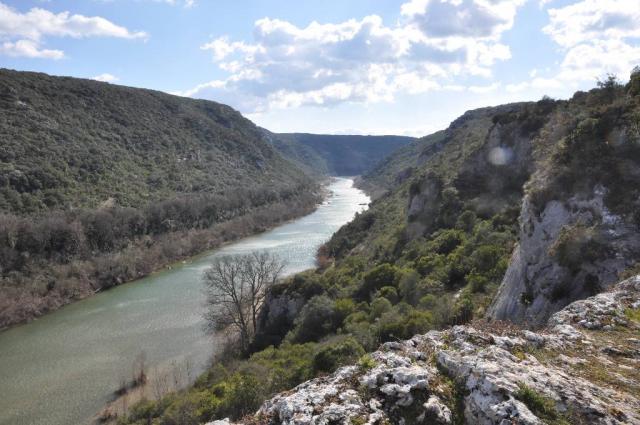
0, 69, 415, 328
0, 68, 312, 215
0, 69, 321, 327
271, 133, 414, 176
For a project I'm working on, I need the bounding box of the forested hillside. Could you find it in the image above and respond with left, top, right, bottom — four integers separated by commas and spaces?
272, 133, 414, 176
0, 69, 313, 214
121, 71, 640, 425
0, 69, 320, 328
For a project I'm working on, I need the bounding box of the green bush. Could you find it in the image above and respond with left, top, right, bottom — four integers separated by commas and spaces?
550, 225, 608, 273
467, 272, 490, 293
376, 304, 433, 341
455, 210, 477, 232
159, 390, 215, 425
360, 263, 401, 297
629, 66, 640, 96
470, 245, 502, 275
375, 286, 399, 303
429, 229, 466, 255
514, 384, 566, 424
312, 337, 365, 373
416, 253, 446, 277
370, 297, 393, 319
334, 298, 357, 323
287, 295, 339, 343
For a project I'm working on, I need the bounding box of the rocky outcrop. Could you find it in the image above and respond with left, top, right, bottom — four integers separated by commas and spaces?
210, 275, 640, 425
252, 285, 308, 350
489, 185, 640, 326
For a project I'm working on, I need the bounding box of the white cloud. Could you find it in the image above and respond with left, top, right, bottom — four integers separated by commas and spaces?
508, 0, 640, 95
543, 0, 640, 48
92, 73, 119, 82
401, 0, 526, 39
543, 0, 640, 80
186, 0, 526, 112
0, 39, 63, 59
0, 2, 147, 59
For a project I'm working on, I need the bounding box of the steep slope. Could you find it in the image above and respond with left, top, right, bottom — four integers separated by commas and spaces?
118, 74, 640, 425
0, 68, 310, 214
488, 78, 640, 325
326, 74, 640, 328
0, 69, 320, 328
272, 133, 414, 176
261, 129, 330, 176
228, 274, 640, 425
358, 130, 447, 198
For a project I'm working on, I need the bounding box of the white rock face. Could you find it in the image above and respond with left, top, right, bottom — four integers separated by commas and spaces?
219, 276, 640, 425
489, 187, 640, 326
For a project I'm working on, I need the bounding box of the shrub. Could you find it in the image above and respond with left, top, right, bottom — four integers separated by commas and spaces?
416, 253, 445, 276
376, 304, 433, 341
398, 270, 422, 303
418, 294, 437, 309
160, 390, 214, 425
467, 272, 490, 293
312, 337, 365, 373
455, 210, 477, 232
287, 295, 338, 343
629, 66, 640, 96
357, 354, 376, 371
429, 229, 466, 255
334, 298, 356, 324
375, 286, 399, 303
249, 343, 316, 391
550, 225, 608, 273
451, 294, 474, 324
514, 384, 565, 423
370, 297, 393, 319
360, 263, 400, 297
470, 245, 502, 275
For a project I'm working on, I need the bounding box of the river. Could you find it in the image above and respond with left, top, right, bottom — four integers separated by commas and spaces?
0, 177, 369, 425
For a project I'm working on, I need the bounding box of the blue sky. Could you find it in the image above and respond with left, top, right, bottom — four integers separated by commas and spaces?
1, 0, 639, 136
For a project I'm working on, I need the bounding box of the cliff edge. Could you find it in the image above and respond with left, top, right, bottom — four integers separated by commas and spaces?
212, 275, 640, 424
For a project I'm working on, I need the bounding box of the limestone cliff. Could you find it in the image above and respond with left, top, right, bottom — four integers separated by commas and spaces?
488, 186, 640, 326
211, 275, 640, 425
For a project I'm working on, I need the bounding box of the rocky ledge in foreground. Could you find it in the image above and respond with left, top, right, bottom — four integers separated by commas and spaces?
210, 276, 640, 425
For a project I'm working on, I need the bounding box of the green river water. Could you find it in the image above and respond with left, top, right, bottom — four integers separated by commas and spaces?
0, 177, 369, 425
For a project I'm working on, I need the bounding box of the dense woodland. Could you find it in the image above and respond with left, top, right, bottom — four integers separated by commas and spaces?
0, 69, 322, 328
118, 72, 640, 425
270, 133, 414, 176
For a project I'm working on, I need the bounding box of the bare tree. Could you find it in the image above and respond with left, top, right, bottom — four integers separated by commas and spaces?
203, 251, 285, 351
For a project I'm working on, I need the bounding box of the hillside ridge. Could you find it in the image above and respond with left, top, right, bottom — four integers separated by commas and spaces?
210, 274, 640, 425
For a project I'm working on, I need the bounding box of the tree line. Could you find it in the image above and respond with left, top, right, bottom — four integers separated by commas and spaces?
0, 181, 319, 329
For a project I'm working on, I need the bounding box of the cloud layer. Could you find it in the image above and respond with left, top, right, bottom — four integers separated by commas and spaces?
185, 0, 526, 112
510, 0, 640, 93
0, 2, 147, 59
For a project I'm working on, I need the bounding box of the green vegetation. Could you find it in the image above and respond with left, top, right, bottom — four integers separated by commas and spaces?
117, 73, 640, 425
528, 74, 640, 223
273, 133, 414, 176
550, 224, 608, 272
121, 69, 537, 425
514, 384, 568, 425
625, 307, 640, 323
0, 69, 312, 214
0, 69, 320, 328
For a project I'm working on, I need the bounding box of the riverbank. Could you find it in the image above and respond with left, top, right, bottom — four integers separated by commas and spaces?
0, 177, 368, 425
0, 190, 323, 331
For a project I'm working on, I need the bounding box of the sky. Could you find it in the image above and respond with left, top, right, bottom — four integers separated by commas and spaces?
0, 0, 639, 137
